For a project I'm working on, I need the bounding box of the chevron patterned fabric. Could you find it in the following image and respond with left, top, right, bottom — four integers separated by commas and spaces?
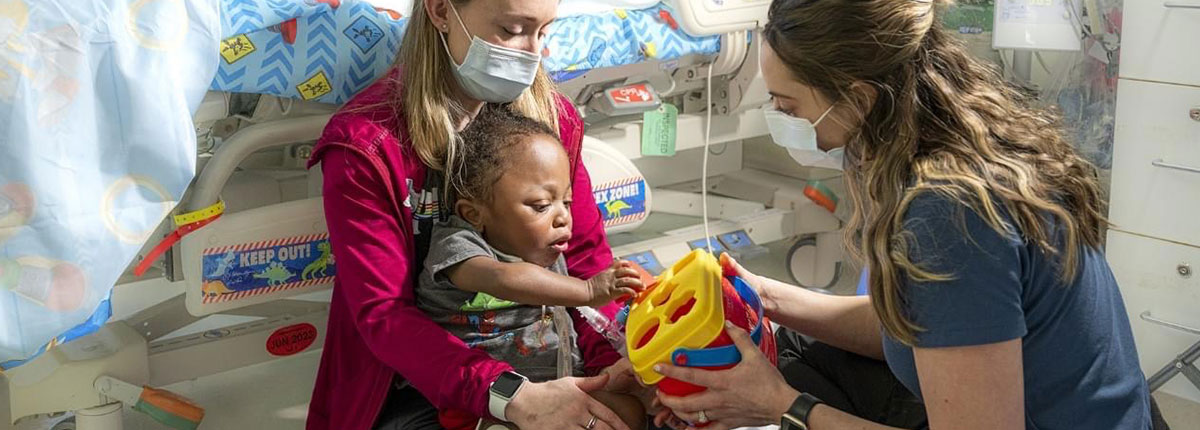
212, 0, 721, 104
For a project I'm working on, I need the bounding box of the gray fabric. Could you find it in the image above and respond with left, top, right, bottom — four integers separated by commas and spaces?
416, 216, 583, 382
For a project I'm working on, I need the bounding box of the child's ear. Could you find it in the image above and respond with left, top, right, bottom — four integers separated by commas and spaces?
455, 199, 486, 232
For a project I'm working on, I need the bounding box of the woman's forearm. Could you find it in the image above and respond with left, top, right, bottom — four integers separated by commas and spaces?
761, 277, 885, 360
808, 404, 904, 430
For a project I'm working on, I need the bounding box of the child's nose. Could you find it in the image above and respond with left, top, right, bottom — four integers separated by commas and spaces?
553, 206, 570, 228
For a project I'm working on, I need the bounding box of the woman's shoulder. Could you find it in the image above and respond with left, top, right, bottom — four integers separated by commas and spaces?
311, 69, 409, 162
900, 188, 1023, 252
551, 92, 584, 151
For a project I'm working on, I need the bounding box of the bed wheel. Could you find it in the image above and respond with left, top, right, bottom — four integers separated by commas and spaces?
51, 416, 76, 430
787, 237, 840, 294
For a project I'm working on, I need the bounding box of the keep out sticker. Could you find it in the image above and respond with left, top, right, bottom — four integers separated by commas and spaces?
200, 233, 336, 304
266, 323, 318, 356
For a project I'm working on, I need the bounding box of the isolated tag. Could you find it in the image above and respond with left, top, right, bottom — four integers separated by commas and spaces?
641, 103, 678, 156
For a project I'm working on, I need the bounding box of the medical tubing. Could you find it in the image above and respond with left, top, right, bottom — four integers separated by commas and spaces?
578, 306, 627, 355
701, 61, 715, 253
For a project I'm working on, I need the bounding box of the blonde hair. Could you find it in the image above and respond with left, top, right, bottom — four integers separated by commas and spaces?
763, 0, 1108, 345
393, 0, 562, 177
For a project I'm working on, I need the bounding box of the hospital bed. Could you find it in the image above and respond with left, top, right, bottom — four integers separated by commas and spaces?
1, 0, 846, 428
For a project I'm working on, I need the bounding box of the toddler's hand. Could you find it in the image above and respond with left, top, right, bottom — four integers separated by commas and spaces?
585, 260, 644, 307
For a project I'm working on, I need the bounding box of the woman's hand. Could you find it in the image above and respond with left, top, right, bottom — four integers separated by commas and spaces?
720, 254, 775, 311
653, 323, 798, 430
507, 374, 632, 430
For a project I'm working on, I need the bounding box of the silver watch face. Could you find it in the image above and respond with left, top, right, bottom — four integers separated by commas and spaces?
491, 372, 525, 398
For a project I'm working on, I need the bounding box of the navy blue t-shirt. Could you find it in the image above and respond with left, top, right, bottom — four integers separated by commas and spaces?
880, 193, 1150, 430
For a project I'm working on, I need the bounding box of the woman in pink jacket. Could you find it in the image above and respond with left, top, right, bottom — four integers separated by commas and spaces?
305, 0, 644, 429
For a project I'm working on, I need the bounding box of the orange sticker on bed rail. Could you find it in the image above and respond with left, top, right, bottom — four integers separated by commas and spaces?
266, 323, 318, 356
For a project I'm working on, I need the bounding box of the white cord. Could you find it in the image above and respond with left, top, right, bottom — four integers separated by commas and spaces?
701, 62, 715, 253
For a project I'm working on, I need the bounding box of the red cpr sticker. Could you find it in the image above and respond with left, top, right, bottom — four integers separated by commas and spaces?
266, 323, 318, 356
609, 84, 651, 104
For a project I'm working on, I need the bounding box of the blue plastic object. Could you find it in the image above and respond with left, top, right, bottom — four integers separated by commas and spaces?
669, 276, 764, 368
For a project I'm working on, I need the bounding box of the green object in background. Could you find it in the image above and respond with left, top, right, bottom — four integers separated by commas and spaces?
942, 2, 995, 34
641, 103, 678, 156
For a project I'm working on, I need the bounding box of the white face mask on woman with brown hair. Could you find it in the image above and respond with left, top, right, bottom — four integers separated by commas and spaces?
763, 104, 846, 171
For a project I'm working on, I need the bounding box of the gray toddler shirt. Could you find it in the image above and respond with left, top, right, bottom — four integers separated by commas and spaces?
416, 216, 582, 382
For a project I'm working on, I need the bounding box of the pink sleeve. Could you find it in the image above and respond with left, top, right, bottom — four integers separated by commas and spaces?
320, 146, 511, 418
559, 97, 613, 279
557, 98, 623, 374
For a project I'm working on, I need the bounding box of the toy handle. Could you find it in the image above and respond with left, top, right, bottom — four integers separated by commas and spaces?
669, 276, 764, 367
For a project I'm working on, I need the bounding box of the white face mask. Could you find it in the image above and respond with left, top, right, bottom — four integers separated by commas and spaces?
763, 105, 846, 171
439, 3, 541, 103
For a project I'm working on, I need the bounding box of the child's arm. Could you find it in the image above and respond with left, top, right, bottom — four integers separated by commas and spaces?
445, 258, 643, 307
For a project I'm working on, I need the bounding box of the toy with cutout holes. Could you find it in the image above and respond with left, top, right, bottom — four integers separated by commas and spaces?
624, 249, 777, 401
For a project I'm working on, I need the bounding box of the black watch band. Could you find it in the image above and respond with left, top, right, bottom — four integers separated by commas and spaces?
780, 393, 824, 430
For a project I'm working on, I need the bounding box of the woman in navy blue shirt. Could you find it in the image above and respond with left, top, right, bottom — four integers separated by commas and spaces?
648, 0, 1152, 429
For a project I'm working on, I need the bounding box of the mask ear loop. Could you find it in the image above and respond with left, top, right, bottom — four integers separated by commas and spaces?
437, 1, 473, 66
446, 1, 474, 39
812, 102, 836, 127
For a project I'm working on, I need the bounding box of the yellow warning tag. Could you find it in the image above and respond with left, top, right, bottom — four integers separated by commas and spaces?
297, 71, 333, 101
220, 35, 256, 64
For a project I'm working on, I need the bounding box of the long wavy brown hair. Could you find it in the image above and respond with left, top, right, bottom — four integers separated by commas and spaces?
763, 0, 1108, 345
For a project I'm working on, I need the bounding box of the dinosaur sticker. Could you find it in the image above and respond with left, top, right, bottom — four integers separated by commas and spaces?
301, 241, 332, 280
254, 261, 295, 286
207, 251, 236, 278
605, 200, 632, 218
201, 234, 336, 302
202, 280, 233, 297
592, 178, 648, 228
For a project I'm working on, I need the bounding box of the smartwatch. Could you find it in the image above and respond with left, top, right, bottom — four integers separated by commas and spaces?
488, 371, 528, 422
780, 393, 824, 430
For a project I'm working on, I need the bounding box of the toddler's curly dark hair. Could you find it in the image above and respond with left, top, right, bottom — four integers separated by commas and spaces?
449, 105, 562, 202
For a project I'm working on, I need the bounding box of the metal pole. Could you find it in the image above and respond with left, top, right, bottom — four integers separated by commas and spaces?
1147, 339, 1200, 392
1012, 50, 1034, 87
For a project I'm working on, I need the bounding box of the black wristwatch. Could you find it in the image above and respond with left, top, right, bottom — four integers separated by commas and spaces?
780, 393, 824, 430
488, 371, 528, 422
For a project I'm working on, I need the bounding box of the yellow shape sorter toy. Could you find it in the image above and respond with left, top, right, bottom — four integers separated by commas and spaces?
624, 249, 727, 384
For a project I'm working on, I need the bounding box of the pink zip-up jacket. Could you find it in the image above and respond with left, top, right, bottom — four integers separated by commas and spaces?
305, 70, 621, 430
